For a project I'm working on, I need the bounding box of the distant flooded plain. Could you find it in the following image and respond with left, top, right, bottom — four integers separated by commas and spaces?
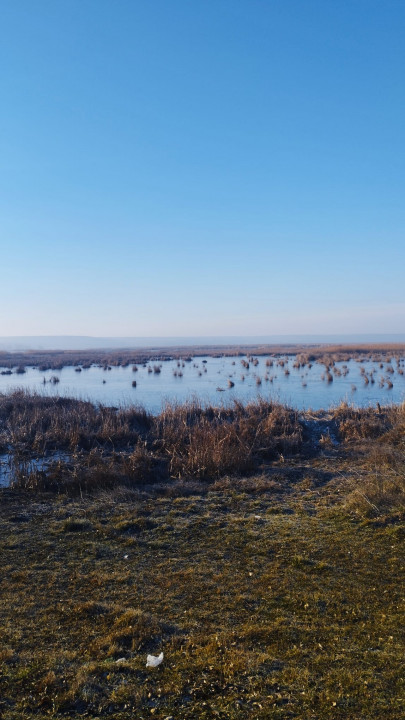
1, 354, 404, 412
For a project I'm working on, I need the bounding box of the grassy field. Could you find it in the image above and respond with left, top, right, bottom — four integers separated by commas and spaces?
0, 396, 404, 719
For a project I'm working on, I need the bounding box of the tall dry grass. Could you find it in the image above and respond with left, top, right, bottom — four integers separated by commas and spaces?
1, 391, 301, 493
155, 398, 301, 479
333, 401, 405, 518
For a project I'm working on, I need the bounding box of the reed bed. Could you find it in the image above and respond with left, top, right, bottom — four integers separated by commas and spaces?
0, 391, 301, 493
0, 342, 404, 371
0, 391, 404, 523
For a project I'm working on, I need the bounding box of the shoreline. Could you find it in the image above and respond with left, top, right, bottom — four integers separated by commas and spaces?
1, 390, 403, 495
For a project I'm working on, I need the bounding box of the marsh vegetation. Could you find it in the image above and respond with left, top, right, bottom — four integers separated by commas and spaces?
0, 356, 404, 719
0, 344, 404, 412
0, 390, 404, 718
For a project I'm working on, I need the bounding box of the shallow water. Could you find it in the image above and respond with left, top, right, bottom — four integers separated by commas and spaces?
0, 354, 404, 413
0, 452, 71, 488
0, 455, 11, 487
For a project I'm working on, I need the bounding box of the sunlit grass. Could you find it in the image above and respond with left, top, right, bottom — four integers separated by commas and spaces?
0, 390, 403, 718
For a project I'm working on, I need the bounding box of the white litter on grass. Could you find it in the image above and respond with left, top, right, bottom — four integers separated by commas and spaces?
146, 651, 164, 668
116, 657, 126, 663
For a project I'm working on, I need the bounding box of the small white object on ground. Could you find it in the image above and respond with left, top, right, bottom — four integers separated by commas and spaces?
115, 657, 126, 663
146, 651, 164, 668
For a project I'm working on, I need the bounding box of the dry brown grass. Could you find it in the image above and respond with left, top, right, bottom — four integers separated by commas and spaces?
1, 392, 302, 493
1, 341, 404, 371
331, 401, 405, 519
333, 401, 391, 441
2, 392, 404, 525
155, 399, 301, 480
0, 388, 404, 718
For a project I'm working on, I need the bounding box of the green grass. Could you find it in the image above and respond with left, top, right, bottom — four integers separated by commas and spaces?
0, 462, 403, 718
0, 394, 404, 718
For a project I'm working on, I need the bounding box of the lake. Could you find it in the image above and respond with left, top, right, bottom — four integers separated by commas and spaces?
1, 354, 404, 412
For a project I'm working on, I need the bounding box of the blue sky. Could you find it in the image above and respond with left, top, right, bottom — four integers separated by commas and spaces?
1, 0, 404, 337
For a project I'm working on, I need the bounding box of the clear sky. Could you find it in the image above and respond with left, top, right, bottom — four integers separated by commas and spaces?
1, 0, 404, 337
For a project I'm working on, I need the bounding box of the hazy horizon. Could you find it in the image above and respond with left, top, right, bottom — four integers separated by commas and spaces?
1, 333, 405, 353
